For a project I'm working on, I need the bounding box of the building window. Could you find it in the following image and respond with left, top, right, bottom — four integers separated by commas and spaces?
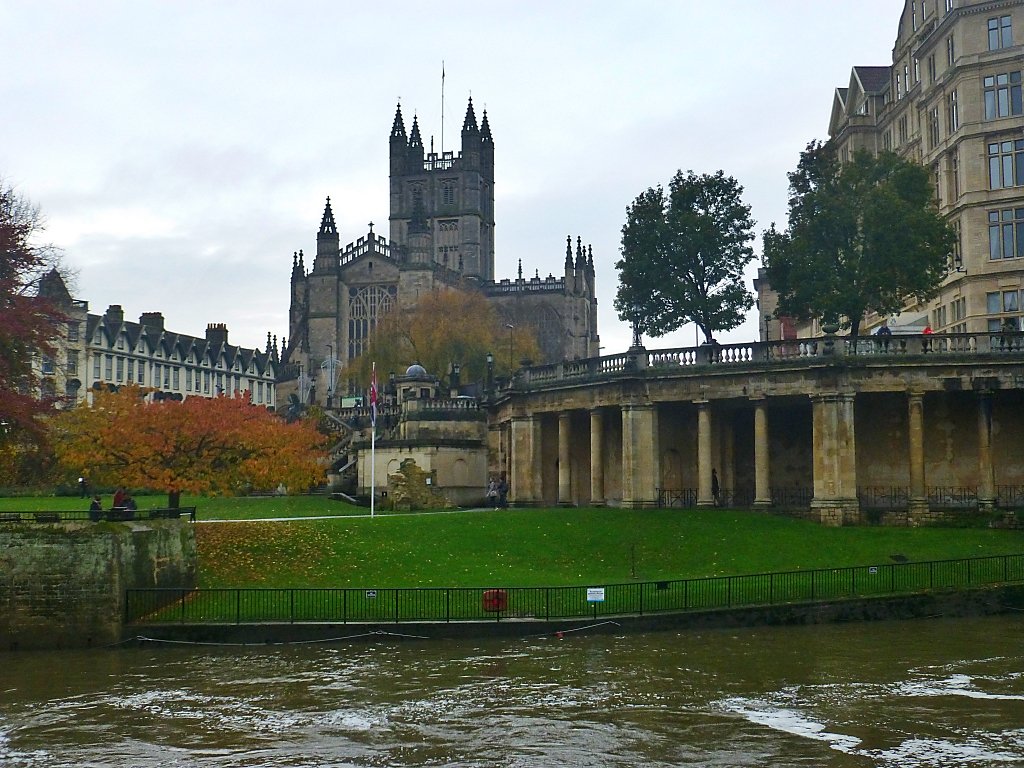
173, 367, 180, 390
951, 153, 961, 200
928, 108, 940, 149
93, 356, 100, 380
104, 355, 113, 381
67, 351, 78, 376
137, 363, 144, 385
987, 291, 1022, 331
41, 355, 54, 375
946, 35, 955, 67
927, 54, 936, 84
988, 208, 1024, 259
945, 0, 953, 13
898, 115, 909, 144
988, 139, 1024, 189
116, 356, 124, 382
951, 296, 966, 323
441, 180, 456, 206
347, 284, 396, 361
950, 220, 962, 271
896, 71, 903, 100
947, 90, 959, 133
186, 368, 193, 391
983, 71, 1023, 120
127, 359, 134, 381
67, 322, 79, 342
912, 1, 918, 31
988, 15, 1012, 51
204, 371, 211, 394
914, 57, 920, 85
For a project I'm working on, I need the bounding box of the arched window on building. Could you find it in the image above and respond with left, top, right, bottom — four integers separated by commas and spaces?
348, 284, 396, 362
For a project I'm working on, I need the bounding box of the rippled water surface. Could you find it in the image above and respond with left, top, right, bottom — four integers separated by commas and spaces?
2, 616, 1023, 767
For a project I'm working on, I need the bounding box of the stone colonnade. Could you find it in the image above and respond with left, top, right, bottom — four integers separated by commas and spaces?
504, 387, 1004, 525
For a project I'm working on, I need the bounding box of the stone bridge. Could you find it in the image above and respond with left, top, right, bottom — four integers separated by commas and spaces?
487, 332, 1024, 525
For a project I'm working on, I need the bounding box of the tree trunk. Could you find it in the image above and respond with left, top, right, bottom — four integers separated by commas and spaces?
168, 490, 180, 509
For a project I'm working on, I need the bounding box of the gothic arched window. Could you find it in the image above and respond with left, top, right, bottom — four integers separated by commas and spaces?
348, 284, 396, 361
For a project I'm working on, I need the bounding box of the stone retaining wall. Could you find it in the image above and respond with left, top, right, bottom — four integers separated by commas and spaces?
0, 521, 196, 650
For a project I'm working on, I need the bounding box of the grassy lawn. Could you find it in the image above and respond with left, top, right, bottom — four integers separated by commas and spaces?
193, 507, 1024, 589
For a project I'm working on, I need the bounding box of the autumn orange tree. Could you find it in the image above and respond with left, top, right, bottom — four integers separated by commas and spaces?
347, 287, 541, 387
52, 386, 327, 506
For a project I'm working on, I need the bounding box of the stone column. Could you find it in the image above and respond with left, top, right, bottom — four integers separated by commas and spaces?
977, 392, 996, 511
907, 391, 929, 523
810, 393, 859, 526
590, 409, 605, 505
510, 415, 541, 505
558, 412, 572, 505
696, 401, 714, 507
753, 398, 772, 508
622, 404, 658, 507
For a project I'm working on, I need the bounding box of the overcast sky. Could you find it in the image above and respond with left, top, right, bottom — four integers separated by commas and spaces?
1, 1, 900, 355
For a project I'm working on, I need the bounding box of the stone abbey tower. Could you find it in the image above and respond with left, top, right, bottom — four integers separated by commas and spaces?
281, 97, 600, 402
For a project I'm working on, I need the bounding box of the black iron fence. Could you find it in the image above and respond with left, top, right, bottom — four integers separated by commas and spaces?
126, 552, 1024, 626
0, 507, 197, 524
658, 487, 813, 510
659, 486, 1024, 511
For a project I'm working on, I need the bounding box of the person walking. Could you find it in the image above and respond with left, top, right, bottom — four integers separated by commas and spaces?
711, 468, 721, 507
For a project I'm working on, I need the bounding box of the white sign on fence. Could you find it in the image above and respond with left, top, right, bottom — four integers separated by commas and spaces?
586, 587, 606, 602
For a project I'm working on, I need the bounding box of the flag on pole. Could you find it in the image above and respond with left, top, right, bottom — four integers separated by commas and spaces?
370, 362, 378, 427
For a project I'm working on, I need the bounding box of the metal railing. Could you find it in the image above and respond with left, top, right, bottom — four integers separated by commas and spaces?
657, 487, 813, 510
125, 552, 1024, 626
0, 507, 197, 524
659, 486, 1024, 512
516, 331, 1024, 387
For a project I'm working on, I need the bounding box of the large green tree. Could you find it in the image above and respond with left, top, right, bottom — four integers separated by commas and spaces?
614, 169, 755, 344
763, 141, 956, 337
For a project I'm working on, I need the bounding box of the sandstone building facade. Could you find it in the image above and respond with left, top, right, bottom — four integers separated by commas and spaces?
37, 270, 277, 408
760, 0, 1024, 338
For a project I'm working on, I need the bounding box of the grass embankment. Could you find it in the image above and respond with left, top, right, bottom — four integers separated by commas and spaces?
5, 495, 1021, 588
193, 507, 1024, 588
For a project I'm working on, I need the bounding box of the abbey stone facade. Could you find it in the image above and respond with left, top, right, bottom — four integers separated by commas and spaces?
281, 98, 600, 404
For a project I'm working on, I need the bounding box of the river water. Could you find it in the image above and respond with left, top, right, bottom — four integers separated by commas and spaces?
2, 615, 1023, 767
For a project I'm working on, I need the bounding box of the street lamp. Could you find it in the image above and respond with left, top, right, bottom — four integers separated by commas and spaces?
325, 344, 334, 408
486, 351, 494, 390
506, 323, 515, 373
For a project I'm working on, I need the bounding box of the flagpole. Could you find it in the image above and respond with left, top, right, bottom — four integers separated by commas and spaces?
370, 361, 377, 519
440, 60, 445, 156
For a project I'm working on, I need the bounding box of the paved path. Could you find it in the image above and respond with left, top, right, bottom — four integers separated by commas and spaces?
197, 507, 503, 523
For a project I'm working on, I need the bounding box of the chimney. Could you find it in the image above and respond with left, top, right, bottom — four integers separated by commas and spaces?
205, 323, 229, 346
104, 305, 124, 324
140, 312, 165, 332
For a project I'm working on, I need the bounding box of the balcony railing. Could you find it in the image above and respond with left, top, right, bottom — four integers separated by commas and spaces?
516, 332, 1024, 387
